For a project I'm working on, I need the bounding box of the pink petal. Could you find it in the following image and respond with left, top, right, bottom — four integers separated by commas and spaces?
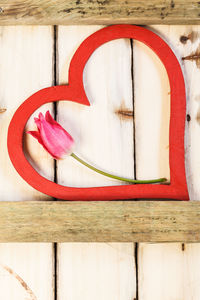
40, 117, 74, 158
27, 130, 57, 158
34, 118, 41, 132
39, 112, 45, 120
45, 110, 74, 152
45, 110, 58, 126
45, 111, 68, 132
29, 111, 75, 159
27, 130, 42, 143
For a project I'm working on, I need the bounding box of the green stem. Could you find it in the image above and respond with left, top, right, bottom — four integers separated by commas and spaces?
71, 153, 167, 184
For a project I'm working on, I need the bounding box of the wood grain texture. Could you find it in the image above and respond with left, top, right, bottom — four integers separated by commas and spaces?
56, 26, 136, 300
0, 1, 200, 25
133, 35, 170, 182
57, 26, 134, 188
137, 25, 200, 300
0, 26, 54, 201
58, 243, 136, 300
0, 26, 54, 300
0, 244, 53, 300
0, 200, 200, 242
139, 243, 200, 300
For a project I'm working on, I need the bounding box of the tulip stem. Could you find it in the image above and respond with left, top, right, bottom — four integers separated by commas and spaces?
71, 153, 167, 184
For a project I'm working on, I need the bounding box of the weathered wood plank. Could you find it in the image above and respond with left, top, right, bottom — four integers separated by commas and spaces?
0, 1, 200, 25
0, 26, 54, 299
0, 26, 54, 201
139, 243, 200, 300
0, 200, 199, 242
56, 26, 136, 300
58, 243, 136, 300
137, 25, 200, 300
133, 34, 170, 182
0, 244, 54, 300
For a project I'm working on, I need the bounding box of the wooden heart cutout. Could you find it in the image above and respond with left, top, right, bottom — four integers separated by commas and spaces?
7, 25, 189, 200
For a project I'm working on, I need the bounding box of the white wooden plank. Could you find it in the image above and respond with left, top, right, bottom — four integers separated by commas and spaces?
139, 243, 185, 299
0, 243, 53, 300
0, 26, 54, 201
57, 25, 135, 187
0, 26, 54, 300
58, 243, 135, 300
133, 29, 170, 181
57, 26, 136, 300
139, 243, 200, 300
136, 25, 200, 300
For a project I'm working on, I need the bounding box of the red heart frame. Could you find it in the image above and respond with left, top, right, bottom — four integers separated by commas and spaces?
7, 25, 189, 200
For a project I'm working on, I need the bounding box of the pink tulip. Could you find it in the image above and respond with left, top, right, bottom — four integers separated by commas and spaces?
27, 111, 74, 159
28, 110, 167, 185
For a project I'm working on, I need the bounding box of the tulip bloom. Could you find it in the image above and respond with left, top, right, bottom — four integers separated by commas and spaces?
27, 111, 74, 159
28, 111, 167, 184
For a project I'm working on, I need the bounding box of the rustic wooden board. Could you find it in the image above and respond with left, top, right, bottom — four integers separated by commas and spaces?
0, 26, 54, 300
1, 23, 200, 299
56, 25, 136, 300
0, 200, 200, 242
0, 244, 54, 300
57, 243, 136, 300
137, 25, 200, 300
134, 32, 170, 182
0, 1, 200, 25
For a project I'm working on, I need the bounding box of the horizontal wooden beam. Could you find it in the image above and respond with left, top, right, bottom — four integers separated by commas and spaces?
0, 200, 200, 242
0, 1, 199, 25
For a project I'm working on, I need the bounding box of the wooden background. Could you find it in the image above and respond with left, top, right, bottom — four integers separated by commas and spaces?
0, 24, 200, 299
0, 0, 200, 25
